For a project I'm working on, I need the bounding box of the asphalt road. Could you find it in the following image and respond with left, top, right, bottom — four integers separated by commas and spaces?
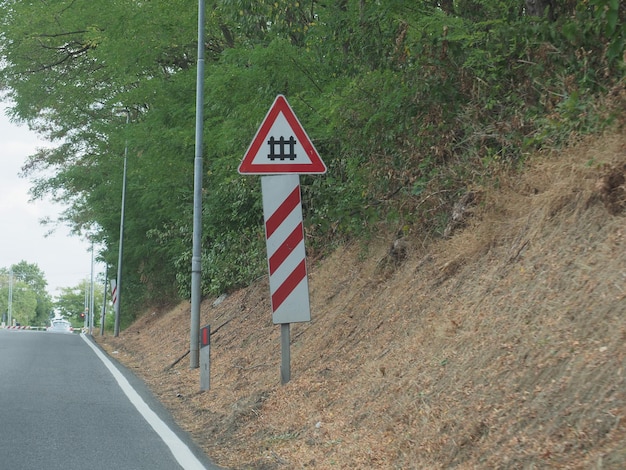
0, 329, 221, 470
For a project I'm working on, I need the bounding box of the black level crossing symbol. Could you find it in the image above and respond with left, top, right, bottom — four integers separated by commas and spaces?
267, 136, 297, 161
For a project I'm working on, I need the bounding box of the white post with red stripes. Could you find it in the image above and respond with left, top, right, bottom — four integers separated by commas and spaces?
110, 279, 120, 322
262, 174, 311, 324
262, 175, 310, 384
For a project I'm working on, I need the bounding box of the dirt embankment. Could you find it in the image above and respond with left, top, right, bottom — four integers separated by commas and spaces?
97, 131, 626, 469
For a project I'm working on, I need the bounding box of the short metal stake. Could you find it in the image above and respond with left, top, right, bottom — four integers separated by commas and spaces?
281, 323, 291, 384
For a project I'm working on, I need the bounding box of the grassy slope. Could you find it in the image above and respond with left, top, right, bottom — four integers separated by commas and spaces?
97, 130, 626, 469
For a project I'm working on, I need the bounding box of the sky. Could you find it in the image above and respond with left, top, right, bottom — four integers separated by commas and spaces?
0, 103, 102, 297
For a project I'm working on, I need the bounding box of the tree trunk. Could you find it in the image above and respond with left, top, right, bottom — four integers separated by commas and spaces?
525, 0, 555, 19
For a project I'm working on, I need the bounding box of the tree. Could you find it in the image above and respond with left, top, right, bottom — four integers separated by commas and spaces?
0, 267, 40, 326
0, 0, 206, 316
0, 263, 52, 325
55, 279, 108, 328
0, 0, 623, 329
11, 261, 53, 325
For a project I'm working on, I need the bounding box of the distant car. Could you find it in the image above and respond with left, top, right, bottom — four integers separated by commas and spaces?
47, 318, 74, 334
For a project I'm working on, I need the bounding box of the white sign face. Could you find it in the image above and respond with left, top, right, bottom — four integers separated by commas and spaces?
250, 113, 314, 167
261, 174, 311, 324
239, 95, 326, 175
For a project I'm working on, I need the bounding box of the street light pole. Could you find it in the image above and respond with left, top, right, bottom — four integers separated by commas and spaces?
190, 0, 206, 369
84, 282, 88, 329
114, 112, 129, 337
100, 265, 108, 336
89, 241, 95, 335
7, 268, 12, 326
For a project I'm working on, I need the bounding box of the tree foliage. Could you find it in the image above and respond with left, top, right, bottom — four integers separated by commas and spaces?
54, 278, 108, 329
0, 263, 51, 326
1, 0, 623, 326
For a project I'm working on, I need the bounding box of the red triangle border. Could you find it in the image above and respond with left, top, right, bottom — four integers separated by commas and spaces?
238, 95, 326, 174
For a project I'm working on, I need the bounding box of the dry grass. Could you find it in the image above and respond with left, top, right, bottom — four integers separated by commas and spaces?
96, 130, 626, 469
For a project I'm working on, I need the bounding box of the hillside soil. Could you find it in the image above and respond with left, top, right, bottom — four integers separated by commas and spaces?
96, 131, 626, 469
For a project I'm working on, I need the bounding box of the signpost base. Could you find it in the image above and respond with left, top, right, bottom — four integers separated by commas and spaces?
280, 323, 291, 384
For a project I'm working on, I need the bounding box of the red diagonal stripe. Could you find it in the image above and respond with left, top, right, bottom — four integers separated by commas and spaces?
268, 222, 304, 275
271, 259, 306, 312
265, 185, 300, 238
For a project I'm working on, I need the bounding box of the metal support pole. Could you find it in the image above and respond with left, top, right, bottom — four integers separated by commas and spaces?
281, 323, 291, 384
114, 112, 129, 337
190, 0, 206, 369
7, 269, 12, 326
100, 266, 108, 336
84, 283, 88, 329
89, 242, 95, 335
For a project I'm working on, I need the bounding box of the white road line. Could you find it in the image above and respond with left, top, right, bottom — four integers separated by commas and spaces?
81, 334, 207, 470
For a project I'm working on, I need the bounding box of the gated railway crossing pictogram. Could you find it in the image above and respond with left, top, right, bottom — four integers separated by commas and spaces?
267, 136, 297, 161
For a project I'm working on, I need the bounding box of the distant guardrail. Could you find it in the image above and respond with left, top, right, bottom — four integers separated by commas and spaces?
0, 325, 79, 332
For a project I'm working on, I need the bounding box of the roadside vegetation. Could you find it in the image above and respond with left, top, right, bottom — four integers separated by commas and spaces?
0, 262, 107, 328
98, 128, 626, 468
1, 1, 624, 327
0, 262, 52, 326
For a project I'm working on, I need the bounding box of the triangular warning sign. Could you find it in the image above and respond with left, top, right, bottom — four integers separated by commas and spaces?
238, 95, 326, 175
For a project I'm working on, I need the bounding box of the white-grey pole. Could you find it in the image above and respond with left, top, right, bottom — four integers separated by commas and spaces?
281, 323, 291, 384
84, 282, 88, 329
89, 242, 95, 334
100, 265, 108, 336
190, 0, 206, 369
114, 112, 129, 337
7, 268, 12, 325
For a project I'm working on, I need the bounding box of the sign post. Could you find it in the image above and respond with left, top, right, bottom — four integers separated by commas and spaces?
239, 95, 326, 384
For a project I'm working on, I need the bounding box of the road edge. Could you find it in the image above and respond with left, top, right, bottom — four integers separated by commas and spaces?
80, 333, 223, 470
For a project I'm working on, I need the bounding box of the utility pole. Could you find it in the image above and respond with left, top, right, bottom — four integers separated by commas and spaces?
100, 266, 108, 336
89, 241, 95, 335
84, 282, 88, 329
8, 268, 13, 326
114, 111, 129, 337
190, 0, 206, 369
